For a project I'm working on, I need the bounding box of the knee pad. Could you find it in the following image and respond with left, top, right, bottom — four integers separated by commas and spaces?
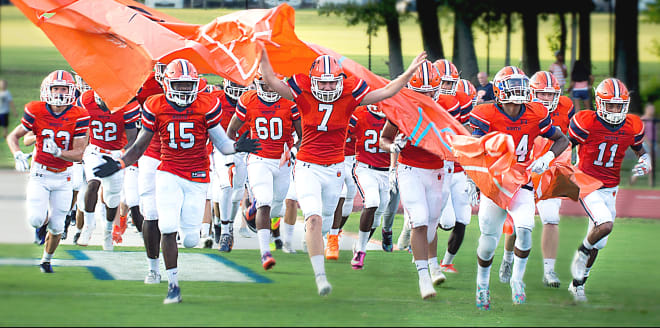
47, 220, 65, 235
540, 213, 560, 225
183, 232, 200, 248
477, 234, 498, 261
158, 219, 178, 235
593, 236, 609, 250
103, 191, 122, 209
514, 227, 533, 251
341, 197, 354, 217
28, 215, 47, 230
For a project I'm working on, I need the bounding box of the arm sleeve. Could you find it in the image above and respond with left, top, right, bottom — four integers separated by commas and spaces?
208, 124, 236, 155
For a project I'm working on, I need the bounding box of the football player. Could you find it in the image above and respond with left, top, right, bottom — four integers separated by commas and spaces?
567, 78, 650, 302
226, 70, 302, 270
260, 48, 427, 296
94, 59, 260, 304
7, 70, 90, 273
469, 66, 569, 310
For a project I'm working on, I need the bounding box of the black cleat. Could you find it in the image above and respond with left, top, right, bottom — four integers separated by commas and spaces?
381, 229, 393, 252
218, 233, 234, 253
274, 239, 283, 250
203, 238, 213, 249
34, 224, 48, 245
213, 224, 222, 244
73, 232, 81, 245
40, 262, 54, 273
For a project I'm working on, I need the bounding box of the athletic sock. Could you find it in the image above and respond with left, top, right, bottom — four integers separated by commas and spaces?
282, 222, 295, 243
503, 250, 514, 263
83, 211, 95, 227
543, 258, 556, 274
415, 260, 429, 280
201, 223, 210, 238
329, 228, 339, 236
148, 257, 159, 272
105, 220, 114, 232
477, 264, 491, 289
166, 268, 178, 287
257, 229, 270, 256
41, 250, 53, 263
221, 223, 230, 235
442, 251, 456, 266
582, 237, 594, 250
511, 255, 528, 282
428, 257, 440, 271
310, 255, 325, 278
357, 230, 370, 252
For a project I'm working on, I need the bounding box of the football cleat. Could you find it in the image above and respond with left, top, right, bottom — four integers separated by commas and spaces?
282, 241, 297, 254
62, 213, 73, 240
476, 286, 491, 310
499, 260, 512, 284
351, 251, 366, 270
34, 224, 47, 246
77, 226, 93, 247
243, 202, 257, 233
163, 284, 182, 304
381, 229, 393, 252
325, 234, 339, 260
103, 229, 114, 251
510, 280, 527, 304
571, 249, 589, 281
261, 251, 276, 270
430, 267, 447, 286
440, 264, 458, 274
568, 281, 588, 302
419, 277, 437, 300
315, 274, 332, 296
301, 237, 308, 253
72, 232, 81, 245
274, 239, 283, 250
238, 226, 252, 238
397, 225, 411, 250
213, 224, 222, 244
203, 237, 213, 249
112, 225, 123, 244
39, 262, 54, 273
543, 271, 561, 288
118, 215, 128, 234
218, 233, 234, 253
144, 270, 161, 284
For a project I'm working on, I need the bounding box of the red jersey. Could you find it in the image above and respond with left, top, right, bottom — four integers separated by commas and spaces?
77, 90, 139, 150
470, 102, 555, 163
569, 111, 644, 188
436, 94, 461, 121
136, 72, 164, 160
349, 106, 389, 168
287, 74, 369, 165
142, 93, 221, 183
21, 102, 89, 169
455, 90, 474, 124
236, 90, 299, 160
344, 132, 357, 156
549, 95, 575, 134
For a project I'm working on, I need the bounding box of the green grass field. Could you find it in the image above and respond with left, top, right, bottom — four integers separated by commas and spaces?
1, 213, 660, 326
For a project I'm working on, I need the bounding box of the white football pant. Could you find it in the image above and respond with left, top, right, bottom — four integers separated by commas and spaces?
138, 155, 160, 221
579, 186, 618, 249
294, 160, 344, 234
26, 164, 73, 235
353, 162, 390, 228
83, 145, 124, 208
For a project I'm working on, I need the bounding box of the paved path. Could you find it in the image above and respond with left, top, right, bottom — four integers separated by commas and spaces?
0, 169, 383, 251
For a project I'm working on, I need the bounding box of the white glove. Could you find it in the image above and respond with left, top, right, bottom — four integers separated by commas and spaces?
465, 176, 479, 206
13, 151, 30, 172
389, 133, 407, 153
388, 166, 398, 193
632, 153, 652, 177
42, 138, 62, 158
529, 151, 555, 174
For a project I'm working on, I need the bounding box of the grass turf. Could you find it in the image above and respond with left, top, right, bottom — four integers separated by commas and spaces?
1, 213, 659, 326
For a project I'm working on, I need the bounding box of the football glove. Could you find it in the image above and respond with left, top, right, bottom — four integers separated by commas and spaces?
389, 133, 407, 153
42, 137, 62, 158
93, 155, 124, 178
632, 153, 652, 177
234, 131, 261, 153
465, 176, 480, 207
529, 151, 555, 174
13, 151, 31, 172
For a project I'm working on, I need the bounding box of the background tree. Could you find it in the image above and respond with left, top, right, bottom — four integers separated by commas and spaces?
415, 0, 444, 60
520, 7, 540, 75
614, 0, 641, 113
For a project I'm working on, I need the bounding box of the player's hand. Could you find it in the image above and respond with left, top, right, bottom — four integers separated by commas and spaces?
529, 151, 555, 174
465, 176, 480, 207
42, 137, 62, 157
388, 166, 398, 193
632, 153, 652, 177
13, 151, 31, 172
234, 131, 261, 153
93, 155, 123, 178
389, 133, 407, 153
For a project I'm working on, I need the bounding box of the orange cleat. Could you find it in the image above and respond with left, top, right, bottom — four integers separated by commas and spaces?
325, 234, 339, 260
440, 264, 458, 273
112, 225, 123, 244
118, 215, 128, 235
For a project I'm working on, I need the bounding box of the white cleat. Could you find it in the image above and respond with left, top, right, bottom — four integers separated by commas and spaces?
419, 276, 437, 300
238, 227, 252, 238
430, 267, 446, 286
510, 279, 527, 304
571, 250, 589, 281
397, 224, 411, 250
543, 271, 561, 288
315, 275, 332, 296
144, 270, 162, 284
102, 229, 113, 251
301, 238, 308, 253
499, 260, 512, 284
568, 281, 588, 302
282, 241, 297, 254
77, 224, 94, 246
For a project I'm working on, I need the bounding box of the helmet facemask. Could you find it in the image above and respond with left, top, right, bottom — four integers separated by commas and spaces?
532, 89, 560, 112
311, 74, 343, 103
41, 79, 75, 106
439, 77, 458, 96
597, 97, 629, 125
256, 79, 281, 103
496, 75, 530, 104
165, 78, 199, 107
223, 80, 249, 101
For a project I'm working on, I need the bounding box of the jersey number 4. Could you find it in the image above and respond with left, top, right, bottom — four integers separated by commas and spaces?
593, 142, 618, 168
166, 122, 195, 149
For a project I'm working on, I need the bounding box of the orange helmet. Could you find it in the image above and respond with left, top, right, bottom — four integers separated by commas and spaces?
492, 66, 529, 104
309, 55, 345, 103
407, 60, 441, 101
529, 71, 561, 112
595, 78, 629, 125
154, 62, 167, 85
197, 77, 208, 93
254, 69, 284, 103
433, 59, 460, 95
457, 79, 477, 108
223, 79, 249, 101
40, 70, 76, 106
366, 104, 386, 118
163, 59, 200, 107
72, 72, 91, 94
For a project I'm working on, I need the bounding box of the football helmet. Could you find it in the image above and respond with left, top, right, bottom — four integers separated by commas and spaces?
366, 104, 386, 118
40, 70, 76, 106
163, 59, 200, 107
433, 59, 460, 96
309, 55, 344, 103
223, 79, 250, 101
198, 77, 208, 93
255, 69, 284, 103
154, 62, 167, 85
407, 60, 441, 101
73, 72, 92, 94
492, 66, 529, 104
595, 78, 629, 125
457, 79, 477, 108
529, 71, 561, 112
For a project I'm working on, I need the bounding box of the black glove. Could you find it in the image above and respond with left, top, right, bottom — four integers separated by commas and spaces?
93, 155, 122, 178
234, 131, 261, 153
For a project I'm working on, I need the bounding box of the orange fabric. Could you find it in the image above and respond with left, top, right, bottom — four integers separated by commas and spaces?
503, 214, 514, 235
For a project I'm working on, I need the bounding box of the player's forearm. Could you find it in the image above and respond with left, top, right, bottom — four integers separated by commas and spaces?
59, 148, 85, 162
548, 133, 570, 157
124, 128, 138, 149
209, 125, 236, 155
122, 130, 152, 166
7, 125, 26, 153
